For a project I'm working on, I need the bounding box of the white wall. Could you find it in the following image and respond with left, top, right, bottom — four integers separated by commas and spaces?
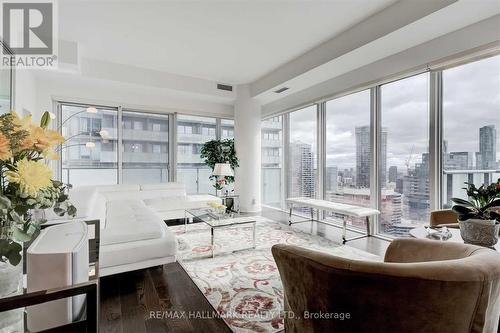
234, 84, 261, 213
14, 70, 38, 118
34, 72, 234, 118
262, 15, 500, 117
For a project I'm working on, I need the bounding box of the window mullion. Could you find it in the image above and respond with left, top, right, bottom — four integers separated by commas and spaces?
117, 106, 123, 184
370, 86, 381, 236
429, 71, 443, 210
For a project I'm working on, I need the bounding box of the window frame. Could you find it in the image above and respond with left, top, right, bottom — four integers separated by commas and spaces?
57, 102, 234, 188
261, 54, 500, 239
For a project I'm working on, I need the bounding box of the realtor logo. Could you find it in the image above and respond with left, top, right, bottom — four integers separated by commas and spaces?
1, 0, 57, 68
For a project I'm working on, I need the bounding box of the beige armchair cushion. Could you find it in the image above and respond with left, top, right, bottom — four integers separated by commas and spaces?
272, 239, 500, 333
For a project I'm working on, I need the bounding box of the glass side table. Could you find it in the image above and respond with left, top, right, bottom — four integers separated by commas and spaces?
0, 219, 100, 333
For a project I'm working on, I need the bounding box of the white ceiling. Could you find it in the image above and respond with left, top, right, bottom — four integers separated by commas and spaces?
58, 0, 397, 84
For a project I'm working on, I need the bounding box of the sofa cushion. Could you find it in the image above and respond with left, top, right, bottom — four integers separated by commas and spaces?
100, 190, 140, 202
100, 223, 176, 268
101, 200, 164, 245
67, 186, 98, 218
101, 222, 163, 246
139, 183, 187, 200
143, 196, 188, 212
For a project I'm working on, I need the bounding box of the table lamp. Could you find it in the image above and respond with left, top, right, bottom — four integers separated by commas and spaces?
212, 163, 233, 196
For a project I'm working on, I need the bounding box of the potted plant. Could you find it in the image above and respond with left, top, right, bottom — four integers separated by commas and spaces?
200, 139, 239, 194
451, 179, 500, 247
0, 111, 76, 311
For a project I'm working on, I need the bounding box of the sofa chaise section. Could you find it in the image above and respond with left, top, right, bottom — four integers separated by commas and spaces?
55, 182, 220, 276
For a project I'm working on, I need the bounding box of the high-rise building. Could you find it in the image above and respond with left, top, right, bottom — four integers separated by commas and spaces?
388, 166, 398, 183
325, 166, 338, 193
355, 126, 387, 188
402, 152, 430, 223
289, 141, 314, 198
445, 152, 473, 170
478, 125, 496, 169
261, 117, 283, 207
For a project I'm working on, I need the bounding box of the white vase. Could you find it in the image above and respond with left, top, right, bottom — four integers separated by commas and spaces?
458, 219, 500, 247
0, 260, 24, 333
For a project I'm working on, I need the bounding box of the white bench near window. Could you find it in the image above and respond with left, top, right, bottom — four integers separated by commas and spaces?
286, 197, 380, 244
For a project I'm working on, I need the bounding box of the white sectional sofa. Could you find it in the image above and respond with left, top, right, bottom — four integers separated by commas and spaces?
54, 183, 221, 276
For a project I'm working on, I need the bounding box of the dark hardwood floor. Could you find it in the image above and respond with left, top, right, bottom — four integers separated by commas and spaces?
99, 208, 390, 333
100, 263, 231, 333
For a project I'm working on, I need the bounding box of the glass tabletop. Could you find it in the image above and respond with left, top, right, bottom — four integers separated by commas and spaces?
186, 208, 256, 227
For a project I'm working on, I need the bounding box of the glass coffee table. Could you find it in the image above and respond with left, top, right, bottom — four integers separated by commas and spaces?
184, 208, 257, 258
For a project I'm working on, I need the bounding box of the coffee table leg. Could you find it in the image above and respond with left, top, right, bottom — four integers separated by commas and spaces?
253, 222, 256, 249
342, 216, 347, 244
184, 211, 187, 233
211, 227, 215, 258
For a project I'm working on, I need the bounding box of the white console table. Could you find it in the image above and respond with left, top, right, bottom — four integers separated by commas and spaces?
286, 197, 380, 244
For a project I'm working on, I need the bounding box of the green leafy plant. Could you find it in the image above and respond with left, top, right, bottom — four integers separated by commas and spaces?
451, 178, 500, 223
200, 139, 239, 190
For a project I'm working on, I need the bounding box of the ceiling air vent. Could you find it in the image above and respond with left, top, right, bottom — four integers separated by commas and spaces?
274, 87, 289, 94
217, 84, 233, 92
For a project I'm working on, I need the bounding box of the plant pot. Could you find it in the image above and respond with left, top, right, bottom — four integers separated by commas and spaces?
458, 219, 500, 247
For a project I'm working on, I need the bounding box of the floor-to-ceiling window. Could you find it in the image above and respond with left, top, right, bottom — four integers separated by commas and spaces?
324, 90, 371, 228
261, 116, 283, 208
261, 54, 498, 238
380, 73, 430, 237
442, 55, 500, 206
60, 102, 233, 189
122, 111, 169, 184
221, 119, 235, 139
288, 105, 318, 215
61, 104, 118, 186
176, 114, 217, 194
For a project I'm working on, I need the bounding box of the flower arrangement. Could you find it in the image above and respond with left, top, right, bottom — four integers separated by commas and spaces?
0, 111, 76, 266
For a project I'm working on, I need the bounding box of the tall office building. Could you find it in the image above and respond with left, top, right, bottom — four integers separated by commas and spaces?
402, 152, 430, 223
445, 152, 473, 170
478, 125, 497, 169
355, 126, 387, 188
261, 117, 283, 207
388, 166, 398, 183
325, 166, 338, 193
289, 142, 314, 198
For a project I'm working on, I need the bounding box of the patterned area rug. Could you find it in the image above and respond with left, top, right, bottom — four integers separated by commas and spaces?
171, 217, 380, 333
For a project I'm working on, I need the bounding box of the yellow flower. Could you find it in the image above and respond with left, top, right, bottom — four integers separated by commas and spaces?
0, 133, 12, 160
5, 159, 53, 196
29, 126, 64, 152
41, 148, 59, 160
10, 111, 32, 132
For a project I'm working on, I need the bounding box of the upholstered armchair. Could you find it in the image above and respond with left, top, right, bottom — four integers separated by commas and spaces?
272, 239, 500, 333
430, 209, 459, 228
430, 209, 500, 235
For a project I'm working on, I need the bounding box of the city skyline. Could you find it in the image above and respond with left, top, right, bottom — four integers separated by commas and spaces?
286, 56, 500, 171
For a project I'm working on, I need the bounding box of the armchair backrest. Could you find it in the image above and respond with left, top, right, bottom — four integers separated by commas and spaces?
272, 240, 500, 333
430, 209, 458, 226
